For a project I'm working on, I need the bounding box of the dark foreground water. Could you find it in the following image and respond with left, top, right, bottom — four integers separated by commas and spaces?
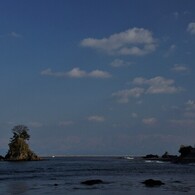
0, 156, 195, 195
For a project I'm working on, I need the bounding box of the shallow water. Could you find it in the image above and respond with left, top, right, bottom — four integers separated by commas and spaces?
0, 157, 195, 194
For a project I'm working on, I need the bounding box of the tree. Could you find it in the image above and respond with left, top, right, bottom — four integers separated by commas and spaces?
11, 125, 30, 142
179, 145, 193, 157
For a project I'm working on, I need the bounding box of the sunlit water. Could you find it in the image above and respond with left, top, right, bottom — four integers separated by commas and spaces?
0, 157, 195, 194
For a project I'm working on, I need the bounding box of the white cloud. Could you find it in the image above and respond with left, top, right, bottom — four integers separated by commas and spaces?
110, 59, 132, 68
87, 115, 105, 122
142, 117, 157, 125
172, 64, 189, 72
81, 27, 157, 56
112, 87, 144, 103
187, 22, 195, 35
41, 68, 111, 79
88, 70, 111, 78
67, 68, 87, 78
133, 76, 182, 94
113, 76, 182, 103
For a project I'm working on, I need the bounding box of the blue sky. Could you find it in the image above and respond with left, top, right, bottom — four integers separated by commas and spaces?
0, 0, 195, 156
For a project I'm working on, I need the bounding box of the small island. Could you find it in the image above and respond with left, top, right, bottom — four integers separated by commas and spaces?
2, 125, 40, 161
143, 145, 195, 164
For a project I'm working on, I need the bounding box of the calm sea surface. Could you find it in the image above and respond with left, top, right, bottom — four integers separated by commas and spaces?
0, 156, 194, 195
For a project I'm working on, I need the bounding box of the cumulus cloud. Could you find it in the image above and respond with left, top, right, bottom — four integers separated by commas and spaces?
133, 76, 182, 94
41, 68, 111, 79
187, 22, 195, 35
81, 27, 157, 56
172, 64, 189, 72
112, 88, 144, 103
113, 76, 182, 103
87, 115, 105, 122
67, 68, 87, 78
88, 70, 111, 78
142, 117, 157, 125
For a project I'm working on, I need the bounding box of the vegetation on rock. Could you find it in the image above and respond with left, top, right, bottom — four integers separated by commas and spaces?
176, 145, 195, 163
5, 125, 40, 161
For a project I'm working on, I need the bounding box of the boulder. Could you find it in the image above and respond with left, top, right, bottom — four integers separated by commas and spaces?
142, 179, 165, 187
81, 179, 104, 186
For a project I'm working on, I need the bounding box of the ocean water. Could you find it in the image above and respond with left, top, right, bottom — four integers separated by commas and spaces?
0, 156, 195, 195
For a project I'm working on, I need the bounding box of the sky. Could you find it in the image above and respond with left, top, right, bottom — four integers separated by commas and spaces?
0, 0, 195, 156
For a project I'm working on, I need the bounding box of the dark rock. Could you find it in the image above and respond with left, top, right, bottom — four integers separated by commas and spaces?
142, 179, 165, 187
5, 137, 40, 161
0, 155, 4, 160
174, 145, 195, 164
162, 152, 177, 160
143, 154, 159, 159
179, 145, 194, 158
81, 179, 104, 186
5, 125, 40, 161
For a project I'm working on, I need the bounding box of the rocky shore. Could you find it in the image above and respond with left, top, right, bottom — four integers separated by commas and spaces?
143, 145, 195, 164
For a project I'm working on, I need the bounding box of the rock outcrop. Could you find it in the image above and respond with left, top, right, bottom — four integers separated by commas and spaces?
142, 145, 195, 164
5, 125, 40, 161
5, 137, 40, 161
0, 155, 4, 161
175, 145, 195, 163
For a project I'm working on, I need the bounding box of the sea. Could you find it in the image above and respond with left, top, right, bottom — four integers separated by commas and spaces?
0, 156, 195, 195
